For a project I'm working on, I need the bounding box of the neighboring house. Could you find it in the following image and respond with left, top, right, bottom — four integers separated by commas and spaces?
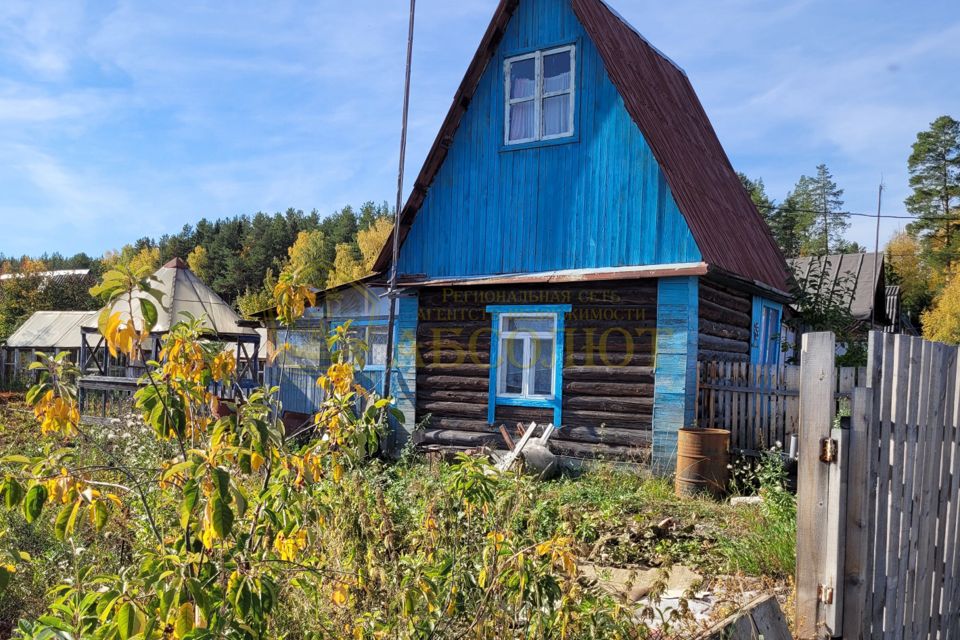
0, 310, 97, 385
788, 253, 890, 329
261, 278, 398, 416
78, 259, 263, 412
272, 0, 792, 467
784, 253, 900, 360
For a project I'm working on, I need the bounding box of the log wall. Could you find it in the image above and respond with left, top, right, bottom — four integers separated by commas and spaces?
415, 281, 657, 459
698, 277, 752, 362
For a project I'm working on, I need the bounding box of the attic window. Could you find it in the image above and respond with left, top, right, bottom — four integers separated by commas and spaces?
504, 45, 575, 145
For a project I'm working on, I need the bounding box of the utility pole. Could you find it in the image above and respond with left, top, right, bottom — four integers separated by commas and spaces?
872, 179, 884, 327
383, 0, 416, 401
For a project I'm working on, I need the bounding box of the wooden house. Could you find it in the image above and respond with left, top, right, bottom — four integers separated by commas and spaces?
278, 0, 793, 468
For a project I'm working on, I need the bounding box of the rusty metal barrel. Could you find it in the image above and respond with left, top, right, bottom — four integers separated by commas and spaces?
675, 428, 730, 498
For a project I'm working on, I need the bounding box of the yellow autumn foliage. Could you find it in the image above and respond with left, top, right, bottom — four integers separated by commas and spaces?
357, 217, 393, 269
922, 267, 960, 344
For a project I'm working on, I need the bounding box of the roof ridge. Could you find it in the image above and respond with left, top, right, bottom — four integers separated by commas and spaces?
592, 0, 686, 76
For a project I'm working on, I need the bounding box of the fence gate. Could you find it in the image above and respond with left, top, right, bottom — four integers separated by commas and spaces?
796, 331, 960, 639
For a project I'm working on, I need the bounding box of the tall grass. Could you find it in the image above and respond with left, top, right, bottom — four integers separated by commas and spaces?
720, 454, 797, 577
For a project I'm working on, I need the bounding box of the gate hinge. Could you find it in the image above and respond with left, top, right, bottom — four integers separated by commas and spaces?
817, 584, 834, 604
819, 438, 838, 463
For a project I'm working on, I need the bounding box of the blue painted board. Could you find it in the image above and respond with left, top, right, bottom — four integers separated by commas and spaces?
395, 0, 701, 279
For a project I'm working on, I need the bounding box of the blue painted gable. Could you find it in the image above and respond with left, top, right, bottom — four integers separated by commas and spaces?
396, 0, 701, 279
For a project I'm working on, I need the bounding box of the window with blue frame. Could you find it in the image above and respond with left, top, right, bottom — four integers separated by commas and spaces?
751, 297, 783, 365
504, 45, 575, 145
486, 304, 570, 425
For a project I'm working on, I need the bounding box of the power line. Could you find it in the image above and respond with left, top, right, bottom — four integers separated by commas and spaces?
753, 202, 957, 222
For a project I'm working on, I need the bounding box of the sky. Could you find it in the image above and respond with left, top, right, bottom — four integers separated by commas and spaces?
0, 0, 957, 259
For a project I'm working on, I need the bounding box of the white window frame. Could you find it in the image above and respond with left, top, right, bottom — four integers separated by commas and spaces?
496, 312, 558, 400
503, 44, 576, 146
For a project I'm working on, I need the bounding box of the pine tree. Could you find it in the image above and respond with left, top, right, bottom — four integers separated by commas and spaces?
771, 193, 805, 259
791, 164, 848, 256
905, 115, 960, 272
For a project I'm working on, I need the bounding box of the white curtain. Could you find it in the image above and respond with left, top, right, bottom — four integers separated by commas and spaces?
543, 71, 569, 93
509, 101, 535, 141
510, 76, 535, 99
542, 94, 570, 136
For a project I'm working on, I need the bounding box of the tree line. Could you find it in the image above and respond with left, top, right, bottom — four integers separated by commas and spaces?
0, 202, 394, 341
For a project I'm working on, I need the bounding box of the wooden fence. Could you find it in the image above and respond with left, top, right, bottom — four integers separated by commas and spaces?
696, 361, 865, 453
796, 331, 960, 639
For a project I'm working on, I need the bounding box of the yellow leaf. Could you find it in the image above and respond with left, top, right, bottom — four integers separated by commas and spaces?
331, 585, 348, 606
174, 602, 194, 639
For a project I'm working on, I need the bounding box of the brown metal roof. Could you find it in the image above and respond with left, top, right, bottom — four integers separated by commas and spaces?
374, 0, 790, 294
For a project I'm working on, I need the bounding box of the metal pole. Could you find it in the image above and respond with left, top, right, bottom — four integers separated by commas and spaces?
383, 0, 416, 400
872, 179, 884, 327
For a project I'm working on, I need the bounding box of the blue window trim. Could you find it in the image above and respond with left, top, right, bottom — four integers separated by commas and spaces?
486, 304, 571, 426
499, 38, 582, 153
750, 297, 784, 364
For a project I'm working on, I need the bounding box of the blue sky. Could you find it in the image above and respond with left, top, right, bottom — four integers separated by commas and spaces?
0, 0, 957, 258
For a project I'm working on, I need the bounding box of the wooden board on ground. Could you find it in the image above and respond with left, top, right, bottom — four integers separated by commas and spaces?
695, 594, 792, 640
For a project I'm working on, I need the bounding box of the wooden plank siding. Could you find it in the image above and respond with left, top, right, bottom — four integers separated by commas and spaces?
415, 281, 656, 460
394, 0, 701, 280
698, 277, 752, 362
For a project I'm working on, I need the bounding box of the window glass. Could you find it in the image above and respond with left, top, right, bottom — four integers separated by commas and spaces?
542, 51, 571, 93
497, 314, 558, 398
542, 95, 571, 137
505, 46, 574, 145
505, 316, 553, 333
367, 326, 388, 365
508, 101, 535, 142
532, 337, 554, 395
503, 337, 525, 394
509, 58, 536, 98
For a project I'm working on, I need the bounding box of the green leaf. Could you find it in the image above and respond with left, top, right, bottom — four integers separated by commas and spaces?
212, 467, 231, 501
116, 601, 136, 640
92, 500, 108, 532
180, 480, 199, 530
23, 484, 48, 523
234, 578, 252, 619
231, 485, 248, 519
0, 454, 32, 465
2, 478, 24, 510
53, 502, 73, 540
210, 493, 233, 539
24, 384, 45, 406
139, 298, 159, 332
64, 500, 82, 537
